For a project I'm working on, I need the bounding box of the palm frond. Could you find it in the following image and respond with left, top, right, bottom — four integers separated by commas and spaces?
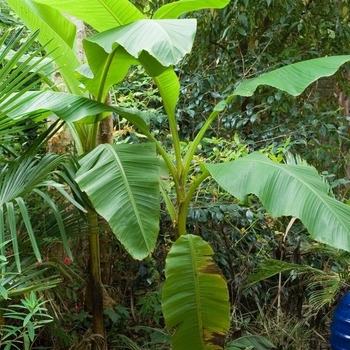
307, 273, 343, 310
0, 241, 61, 302
0, 152, 86, 271
226, 335, 276, 349
0, 29, 86, 271
0, 28, 56, 134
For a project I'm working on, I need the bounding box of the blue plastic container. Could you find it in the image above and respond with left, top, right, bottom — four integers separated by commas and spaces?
330, 293, 350, 349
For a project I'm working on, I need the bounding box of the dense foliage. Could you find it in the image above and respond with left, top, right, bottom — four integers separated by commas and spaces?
175, 2, 350, 348
1, 1, 350, 350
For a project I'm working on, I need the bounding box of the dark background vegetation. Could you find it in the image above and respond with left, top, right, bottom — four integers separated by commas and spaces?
2, 0, 350, 349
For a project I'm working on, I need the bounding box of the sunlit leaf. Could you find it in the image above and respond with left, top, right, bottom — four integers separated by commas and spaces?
154, 0, 230, 19
33, 0, 145, 31
86, 19, 196, 67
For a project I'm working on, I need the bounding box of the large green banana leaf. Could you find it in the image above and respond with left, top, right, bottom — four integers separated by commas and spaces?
75, 143, 160, 260
33, 0, 145, 31
4, 91, 151, 130
232, 55, 350, 97
162, 234, 230, 350
207, 55, 350, 117
204, 152, 350, 252
153, 0, 230, 19
11, 0, 144, 96
81, 19, 196, 99
29, 0, 196, 144
86, 19, 196, 67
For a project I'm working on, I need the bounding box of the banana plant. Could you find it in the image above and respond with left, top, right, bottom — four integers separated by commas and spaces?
4, 1, 230, 348
5, 1, 350, 350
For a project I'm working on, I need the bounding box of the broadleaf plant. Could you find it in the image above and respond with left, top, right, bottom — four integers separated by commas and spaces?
204, 152, 350, 251
162, 234, 230, 349
153, 0, 229, 19
75, 143, 160, 260
3, 1, 221, 348
5, 0, 350, 349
